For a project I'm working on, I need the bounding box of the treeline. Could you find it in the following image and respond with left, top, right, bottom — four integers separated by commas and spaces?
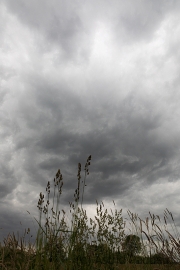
38, 234, 176, 266
67, 243, 175, 265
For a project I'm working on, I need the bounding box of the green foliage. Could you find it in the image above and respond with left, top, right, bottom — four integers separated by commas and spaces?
122, 234, 142, 258
69, 241, 87, 268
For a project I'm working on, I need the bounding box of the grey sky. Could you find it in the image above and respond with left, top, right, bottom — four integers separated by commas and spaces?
1, 0, 180, 247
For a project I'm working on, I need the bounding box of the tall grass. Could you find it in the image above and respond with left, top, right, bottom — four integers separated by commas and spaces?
0, 155, 180, 269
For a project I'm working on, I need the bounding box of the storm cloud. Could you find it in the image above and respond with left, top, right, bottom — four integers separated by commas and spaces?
1, 0, 180, 245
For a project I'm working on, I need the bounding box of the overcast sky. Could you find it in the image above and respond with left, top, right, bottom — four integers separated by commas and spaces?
1, 0, 180, 248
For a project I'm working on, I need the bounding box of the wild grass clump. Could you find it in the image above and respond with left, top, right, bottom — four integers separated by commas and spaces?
0, 155, 180, 269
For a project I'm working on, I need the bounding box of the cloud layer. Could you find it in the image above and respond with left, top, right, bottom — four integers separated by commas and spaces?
1, 0, 180, 245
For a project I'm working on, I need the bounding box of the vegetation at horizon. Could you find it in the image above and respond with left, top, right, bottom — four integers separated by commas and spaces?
0, 155, 180, 270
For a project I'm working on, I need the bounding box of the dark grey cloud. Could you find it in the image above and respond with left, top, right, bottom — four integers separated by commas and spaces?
1, 0, 180, 248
